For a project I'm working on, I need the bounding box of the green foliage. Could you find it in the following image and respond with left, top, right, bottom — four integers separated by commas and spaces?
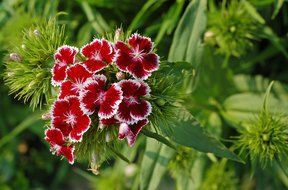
236, 110, 288, 168
207, 0, 261, 57
4, 19, 66, 109
200, 160, 238, 190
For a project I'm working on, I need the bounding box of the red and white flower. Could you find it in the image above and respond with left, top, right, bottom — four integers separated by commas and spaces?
51, 96, 91, 142
59, 64, 92, 99
116, 80, 151, 124
45, 128, 75, 164
118, 119, 149, 146
115, 33, 159, 80
81, 39, 114, 73
52, 45, 78, 86
79, 75, 123, 118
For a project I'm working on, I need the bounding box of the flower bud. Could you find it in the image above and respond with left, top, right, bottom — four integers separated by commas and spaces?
9, 53, 22, 62
114, 28, 122, 41
105, 131, 112, 142
28, 81, 35, 89
98, 122, 104, 130
33, 29, 40, 36
41, 112, 51, 120
21, 44, 26, 49
116, 72, 125, 80
125, 164, 137, 177
156, 98, 166, 106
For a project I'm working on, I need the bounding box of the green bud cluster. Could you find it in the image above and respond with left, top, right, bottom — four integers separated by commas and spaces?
4, 19, 66, 109
206, 0, 261, 57
236, 111, 288, 168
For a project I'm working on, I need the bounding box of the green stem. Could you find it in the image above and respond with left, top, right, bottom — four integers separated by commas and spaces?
0, 112, 41, 149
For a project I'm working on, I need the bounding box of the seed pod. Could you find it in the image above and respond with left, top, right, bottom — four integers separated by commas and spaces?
9, 53, 22, 62
116, 72, 125, 80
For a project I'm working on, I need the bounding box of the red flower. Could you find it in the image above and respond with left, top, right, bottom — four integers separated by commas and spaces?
118, 119, 149, 146
116, 80, 151, 124
52, 45, 78, 86
51, 96, 91, 142
115, 33, 159, 80
59, 64, 92, 99
79, 75, 123, 119
81, 39, 114, 73
45, 128, 75, 164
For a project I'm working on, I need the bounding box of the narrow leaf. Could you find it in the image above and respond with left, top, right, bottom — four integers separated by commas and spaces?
170, 116, 243, 163
141, 129, 176, 150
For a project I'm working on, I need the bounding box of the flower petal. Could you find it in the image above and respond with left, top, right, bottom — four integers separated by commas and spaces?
59, 146, 75, 164
69, 114, 91, 142
54, 45, 78, 66
130, 100, 152, 121
83, 59, 106, 73
67, 64, 92, 85
135, 81, 150, 97
98, 84, 123, 119
127, 62, 150, 80
118, 123, 132, 140
101, 117, 119, 126
116, 102, 135, 124
126, 119, 148, 146
128, 33, 153, 53
81, 39, 102, 58
115, 41, 132, 71
45, 128, 65, 146
52, 64, 67, 86
59, 81, 77, 99
79, 75, 107, 115
118, 79, 141, 97
142, 53, 159, 72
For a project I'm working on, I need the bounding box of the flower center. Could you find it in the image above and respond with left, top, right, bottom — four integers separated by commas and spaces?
125, 96, 138, 105
130, 46, 144, 61
93, 50, 102, 61
64, 112, 76, 125
97, 91, 106, 104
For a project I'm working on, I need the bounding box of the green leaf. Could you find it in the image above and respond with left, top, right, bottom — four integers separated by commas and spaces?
169, 110, 243, 163
128, 0, 166, 32
260, 26, 288, 58
168, 0, 207, 63
0, 112, 42, 149
221, 93, 288, 128
168, 0, 207, 93
141, 129, 176, 150
155, 0, 185, 44
263, 81, 275, 111
243, 0, 265, 24
272, 0, 284, 19
140, 138, 175, 190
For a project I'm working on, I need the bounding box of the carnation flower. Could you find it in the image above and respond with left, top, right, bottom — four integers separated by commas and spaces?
115, 33, 159, 80
116, 79, 152, 124
59, 64, 92, 99
81, 39, 114, 73
79, 75, 123, 118
45, 128, 75, 164
118, 119, 149, 146
44, 32, 160, 165
52, 45, 78, 86
51, 96, 91, 142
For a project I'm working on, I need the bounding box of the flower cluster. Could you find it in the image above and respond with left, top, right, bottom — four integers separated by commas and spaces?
45, 34, 159, 164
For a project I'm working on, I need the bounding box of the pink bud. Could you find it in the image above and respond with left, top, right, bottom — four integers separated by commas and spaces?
118, 123, 130, 139
41, 112, 51, 120
116, 72, 125, 80
9, 53, 22, 62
